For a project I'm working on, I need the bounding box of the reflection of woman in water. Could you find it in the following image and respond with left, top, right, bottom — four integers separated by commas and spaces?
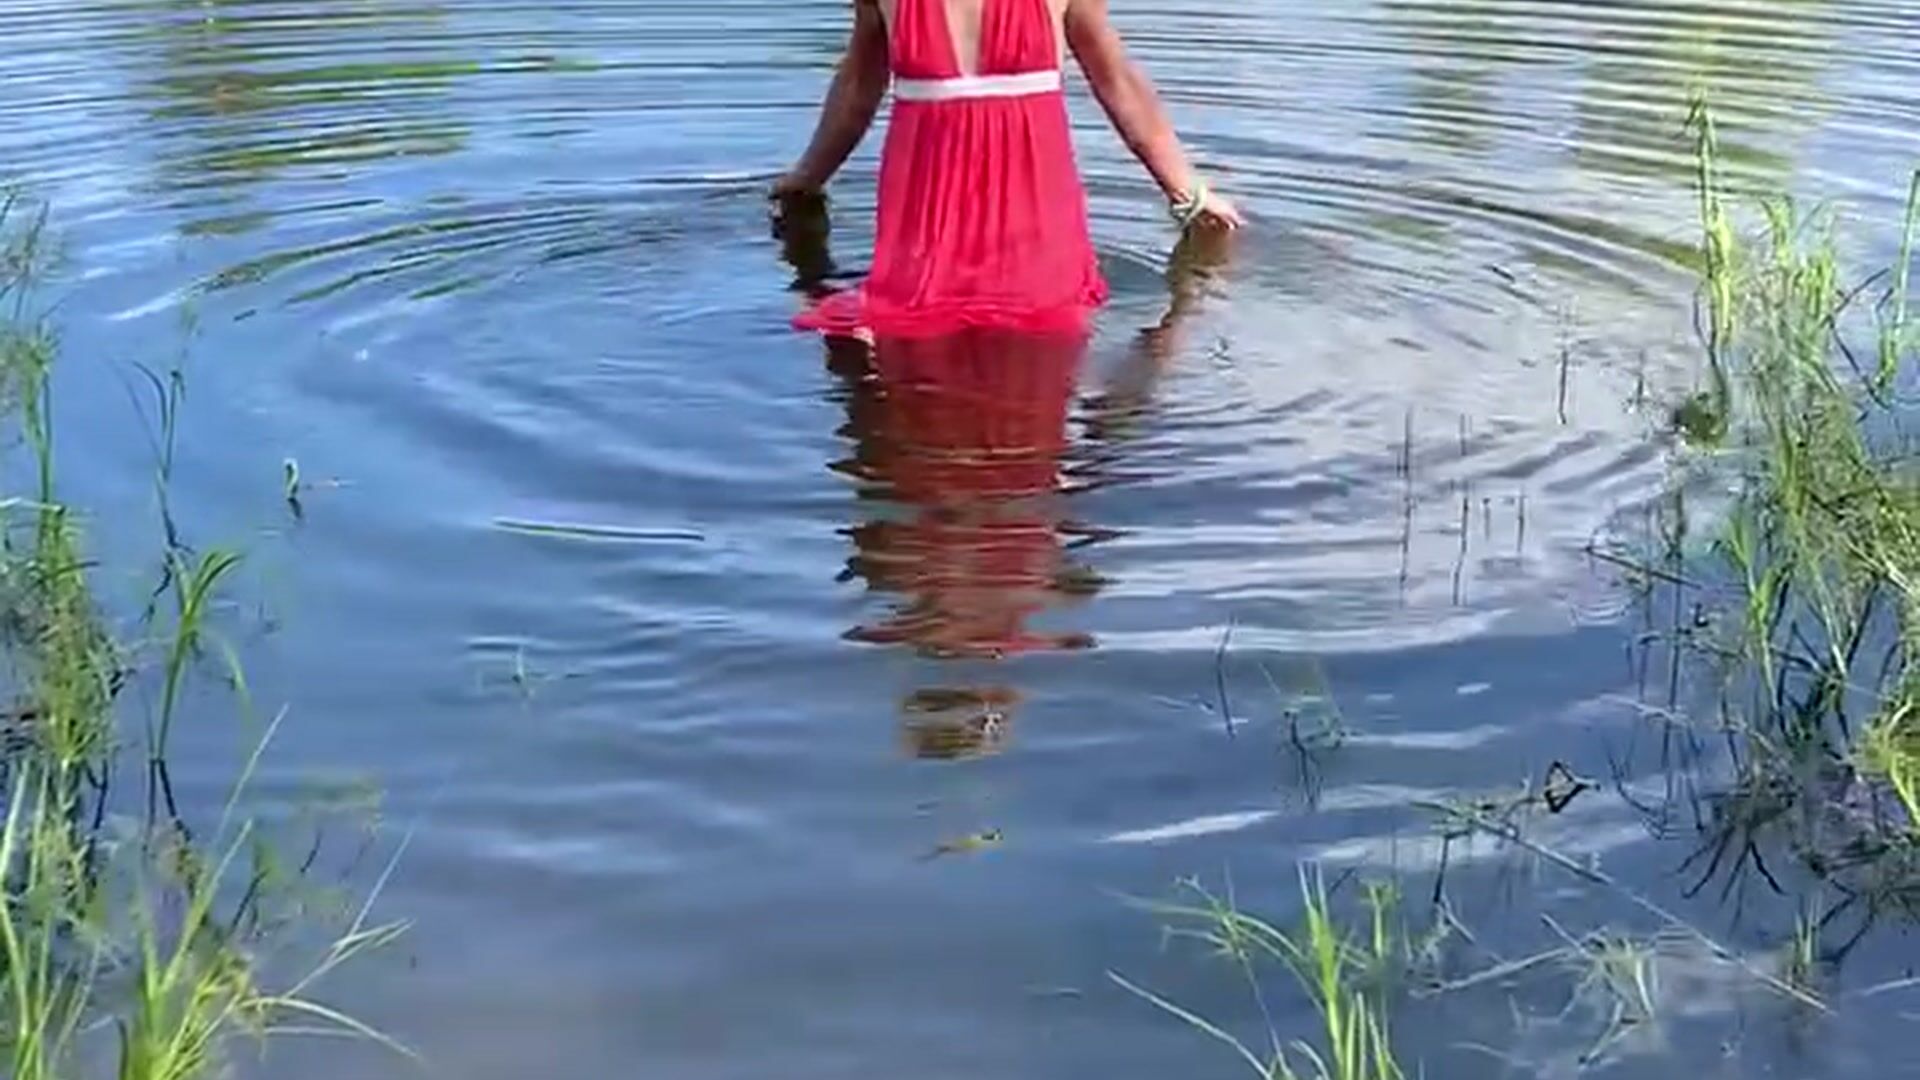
837, 330, 1097, 660
830, 329, 1097, 761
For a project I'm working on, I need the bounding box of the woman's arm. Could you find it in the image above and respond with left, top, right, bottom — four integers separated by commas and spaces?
1065, 0, 1241, 229
775, 0, 891, 195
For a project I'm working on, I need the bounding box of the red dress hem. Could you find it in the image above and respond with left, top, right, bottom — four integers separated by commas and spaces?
794, 280, 1108, 341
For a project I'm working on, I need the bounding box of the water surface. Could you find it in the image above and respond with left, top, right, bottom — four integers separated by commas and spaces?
6, 0, 1920, 1076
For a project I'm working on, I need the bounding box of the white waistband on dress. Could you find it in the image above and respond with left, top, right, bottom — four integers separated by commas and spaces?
894, 69, 1062, 102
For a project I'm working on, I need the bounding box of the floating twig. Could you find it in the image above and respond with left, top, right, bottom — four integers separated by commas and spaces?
493, 518, 705, 544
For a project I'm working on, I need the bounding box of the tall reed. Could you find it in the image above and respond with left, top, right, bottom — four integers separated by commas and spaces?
0, 196, 406, 1079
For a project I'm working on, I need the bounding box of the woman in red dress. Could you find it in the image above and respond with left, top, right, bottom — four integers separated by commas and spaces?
775, 0, 1239, 340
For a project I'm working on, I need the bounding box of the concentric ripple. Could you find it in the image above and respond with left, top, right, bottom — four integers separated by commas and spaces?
6, 1, 1920, 1078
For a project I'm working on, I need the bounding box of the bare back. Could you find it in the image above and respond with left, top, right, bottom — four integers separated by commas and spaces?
780, 0, 1237, 230
873, 0, 1070, 75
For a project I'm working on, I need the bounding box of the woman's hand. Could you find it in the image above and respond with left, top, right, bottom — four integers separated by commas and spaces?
769, 178, 829, 233
1169, 181, 1244, 232
1192, 189, 1244, 231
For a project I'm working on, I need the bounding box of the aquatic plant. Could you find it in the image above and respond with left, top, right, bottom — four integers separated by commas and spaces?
1115, 869, 1404, 1080
1696, 114, 1920, 833
0, 196, 406, 1078
1587, 99, 1920, 930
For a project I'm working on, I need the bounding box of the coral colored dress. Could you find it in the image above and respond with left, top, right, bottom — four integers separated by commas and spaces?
795, 0, 1109, 339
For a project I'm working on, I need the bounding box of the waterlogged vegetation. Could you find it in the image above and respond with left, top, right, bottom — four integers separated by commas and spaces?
1115, 873, 1406, 1080
0, 199, 404, 1078
1124, 100, 1920, 1075
10, 1, 1920, 1071
1676, 101, 1920, 896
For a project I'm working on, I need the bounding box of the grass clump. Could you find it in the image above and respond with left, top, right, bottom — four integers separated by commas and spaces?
1115, 870, 1404, 1080
0, 196, 406, 1078
1612, 97, 1920, 919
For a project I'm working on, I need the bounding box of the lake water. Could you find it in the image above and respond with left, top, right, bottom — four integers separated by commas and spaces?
6, 0, 1920, 1076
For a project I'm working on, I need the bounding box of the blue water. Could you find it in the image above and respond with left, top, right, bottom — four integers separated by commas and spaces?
6, 0, 1920, 1075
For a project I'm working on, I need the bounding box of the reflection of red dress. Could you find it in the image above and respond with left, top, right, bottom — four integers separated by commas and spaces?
796, 0, 1108, 339
842, 332, 1094, 658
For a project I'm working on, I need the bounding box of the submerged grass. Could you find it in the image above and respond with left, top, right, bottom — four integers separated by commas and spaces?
1116, 871, 1404, 1080
0, 197, 405, 1078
